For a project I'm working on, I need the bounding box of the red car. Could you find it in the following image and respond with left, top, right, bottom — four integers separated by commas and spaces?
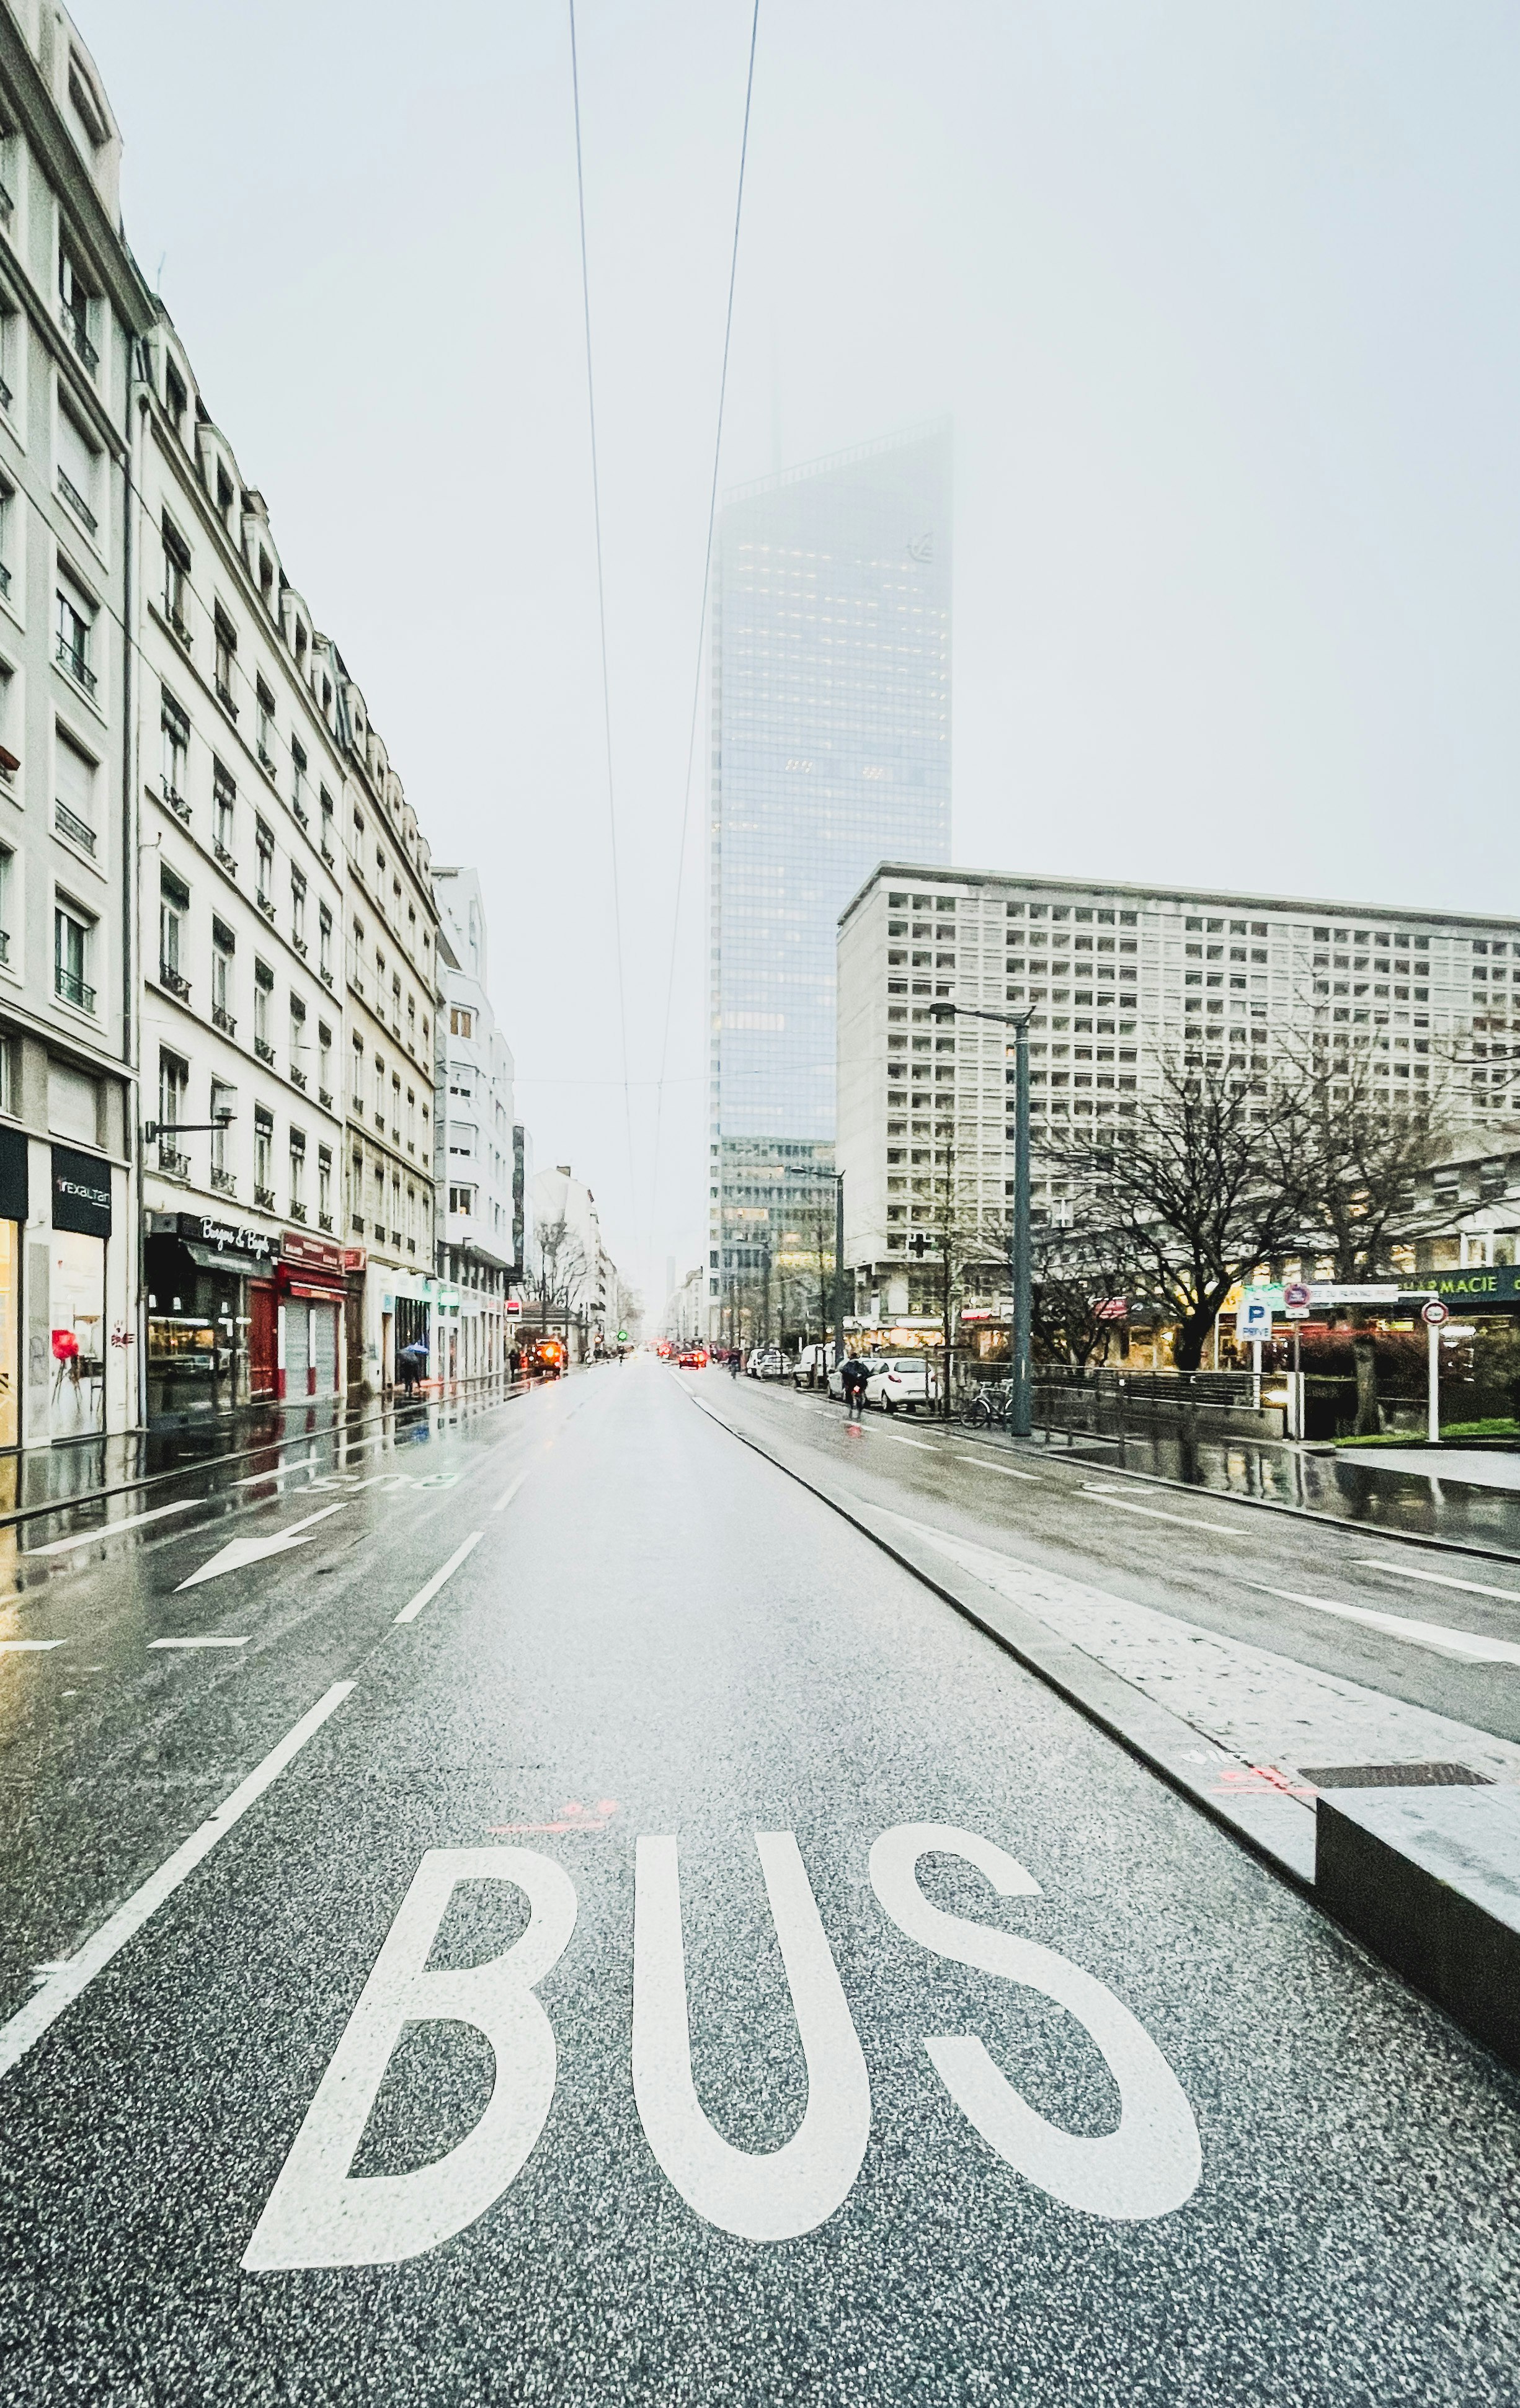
677, 1348, 708, 1369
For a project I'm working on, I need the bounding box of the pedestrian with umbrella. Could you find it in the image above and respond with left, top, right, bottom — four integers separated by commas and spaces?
399, 1338, 429, 1398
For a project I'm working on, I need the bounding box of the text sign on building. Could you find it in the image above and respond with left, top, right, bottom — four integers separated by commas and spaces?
51, 1146, 111, 1239
1404, 1266, 1520, 1308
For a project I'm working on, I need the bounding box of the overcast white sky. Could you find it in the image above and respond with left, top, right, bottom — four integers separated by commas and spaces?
86, 1, 1520, 1305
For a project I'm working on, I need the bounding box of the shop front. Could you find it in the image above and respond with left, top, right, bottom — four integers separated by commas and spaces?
145, 1211, 278, 1420
277, 1230, 347, 1400
0, 1126, 25, 1450
50, 1147, 113, 1441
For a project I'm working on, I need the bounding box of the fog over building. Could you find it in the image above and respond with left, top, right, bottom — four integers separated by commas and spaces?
706, 422, 952, 1339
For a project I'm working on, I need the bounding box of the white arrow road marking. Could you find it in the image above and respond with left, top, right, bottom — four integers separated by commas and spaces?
1246, 1582, 1520, 1666
176, 1502, 350, 1591
149, 1635, 249, 1650
1081, 1485, 1248, 1538
394, 1532, 484, 1624
1353, 1557, 1520, 1606
0, 1679, 355, 2081
956, 1457, 1038, 1480
25, 1496, 208, 1558
0, 1638, 66, 1652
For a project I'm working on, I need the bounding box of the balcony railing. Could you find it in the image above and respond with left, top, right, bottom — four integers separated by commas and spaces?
55, 799, 96, 853
158, 961, 190, 1000
293, 798, 309, 829
215, 842, 237, 875
57, 468, 97, 533
166, 608, 192, 655
0, 744, 17, 786
215, 676, 238, 717
210, 1165, 236, 1195
212, 1003, 235, 1036
320, 964, 334, 989
0, 561, 10, 595
55, 964, 94, 1011
320, 840, 335, 868
0, 179, 12, 225
0, 930, 8, 963
288, 1201, 307, 1223
254, 1184, 276, 1211
157, 1146, 190, 1179
254, 1036, 275, 1064
55, 633, 95, 691
161, 777, 190, 824
290, 1067, 307, 1091
351, 1214, 364, 1235
258, 744, 277, 777
60, 302, 98, 373
256, 892, 275, 922
319, 1087, 333, 1111
292, 936, 308, 959
319, 1212, 334, 1232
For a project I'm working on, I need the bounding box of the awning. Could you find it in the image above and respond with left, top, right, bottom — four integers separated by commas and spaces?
285, 1279, 345, 1302
277, 1263, 347, 1297
180, 1238, 272, 1277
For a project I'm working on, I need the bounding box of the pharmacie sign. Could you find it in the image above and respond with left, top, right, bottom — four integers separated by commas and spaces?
1408, 1265, 1520, 1308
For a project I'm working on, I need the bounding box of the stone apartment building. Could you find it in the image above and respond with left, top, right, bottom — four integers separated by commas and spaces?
0, 3, 151, 1447
432, 862, 520, 1382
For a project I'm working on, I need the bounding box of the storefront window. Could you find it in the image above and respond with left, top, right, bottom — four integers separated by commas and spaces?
50, 1228, 104, 1438
0, 1217, 16, 1449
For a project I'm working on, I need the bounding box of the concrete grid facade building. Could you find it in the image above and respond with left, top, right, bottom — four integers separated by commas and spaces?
432, 863, 518, 1382
837, 861, 1520, 1311
0, 7, 150, 1449
706, 425, 951, 1341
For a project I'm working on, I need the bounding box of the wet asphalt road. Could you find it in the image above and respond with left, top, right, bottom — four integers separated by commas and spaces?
0, 1358, 1517, 2404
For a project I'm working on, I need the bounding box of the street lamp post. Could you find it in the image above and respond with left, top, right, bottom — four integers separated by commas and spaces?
930, 1000, 1034, 1440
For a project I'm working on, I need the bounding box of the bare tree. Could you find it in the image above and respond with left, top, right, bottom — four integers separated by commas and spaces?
530, 1215, 588, 1335
1056, 1055, 1302, 1372
1031, 1219, 1140, 1370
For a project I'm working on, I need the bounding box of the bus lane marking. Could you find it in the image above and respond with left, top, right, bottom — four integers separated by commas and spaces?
394, 1533, 484, 1625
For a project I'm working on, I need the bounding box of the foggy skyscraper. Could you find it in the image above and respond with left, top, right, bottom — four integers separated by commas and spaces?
706, 422, 952, 1331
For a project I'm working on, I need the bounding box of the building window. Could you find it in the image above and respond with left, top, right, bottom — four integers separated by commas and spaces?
0, 844, 12, 962
449, 1185, 474, 1216
210, 1078, 235, 1186
319, 787, 334, 858
291, 871, 306, 953
55, 729, 97, 854
213, 608, 237, 713
288, 1132, 306, 1217
158, 866, 189, 995
213, 762, 236, 867
289, 992, 307, 1083
253, 960, 273, 1060
55, 582, 94, 692
450, 1006, 473, 1039
162, 518, 190, 642
256, 820, 275, 910
164, 360, 187, 435
211, 918, 234, 1031
318, 904, 332, 982
318, 1147, 332, 1228
373, 1054, 385, 1120
160, 690, 189, 814
254, 1106, 273, 1206
157, 1051, 189, 1171
318, 1022, 332, 1103
56, 405, 99, 535
351, 1034, 364, 1109
54, 900, 93, 1010
291, 737, 307, 820
58, 247, 97, 373
256, 681, 276, 774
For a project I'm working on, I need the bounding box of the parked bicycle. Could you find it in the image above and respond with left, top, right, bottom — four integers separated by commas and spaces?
956, 1380, 1013, 1430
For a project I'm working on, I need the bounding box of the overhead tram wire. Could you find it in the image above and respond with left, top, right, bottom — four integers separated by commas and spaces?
567, 0, 638, 1240
649, 0, 762, 1232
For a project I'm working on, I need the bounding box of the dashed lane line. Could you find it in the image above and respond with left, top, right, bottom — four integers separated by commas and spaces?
1080, 1485, 1249, 1539
0, 1638, 66, 1652
393, 1532, 485, 1625
492, 1472, 529, 1515
1353, 1557, 1520, 1606
148, 1636, 249, 1650
883, 1434, 936, 1451
1246, 1581, 1520, 1667
956, 1457, 1038, 1480
0, 1680, 355, 2081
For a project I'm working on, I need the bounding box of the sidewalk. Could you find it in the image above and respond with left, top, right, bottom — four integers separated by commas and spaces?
958, 1416, 1520, 1559
0, 1370, 529, 1531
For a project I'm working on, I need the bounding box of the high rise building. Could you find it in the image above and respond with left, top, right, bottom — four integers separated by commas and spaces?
433, 864, 520, 1382
706, 423, 952, 1341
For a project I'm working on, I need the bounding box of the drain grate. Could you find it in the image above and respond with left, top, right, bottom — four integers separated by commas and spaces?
1300, 1761, 1494, 1790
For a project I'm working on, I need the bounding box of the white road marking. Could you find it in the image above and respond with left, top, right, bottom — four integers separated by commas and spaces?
1080, 1486, 1247, 1537
0, 1679, 355, 2081
176, 1501, 350, 1591
884, 1434, 936, 1451
633, 1832, 871, 2242
1246, 1581, 1520, 1666
492, 1471, 528, 1515
956, 1457, 1038, 1480
393, 1532, 485, 1624
25, 1496, 207, 1558
243, 1847, 576, 2270
1353, 1557, 1520, 1606
229, 1460, 319, 1489
148, 1635, 249, 1650
0, 1638, 66, 1652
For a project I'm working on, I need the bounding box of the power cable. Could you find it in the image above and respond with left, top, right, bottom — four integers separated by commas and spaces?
567, 0, 638, 1243
649, 0, 762, 1235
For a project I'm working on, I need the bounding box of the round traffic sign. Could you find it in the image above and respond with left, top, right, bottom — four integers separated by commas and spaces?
1421, 1298, 1450, 1327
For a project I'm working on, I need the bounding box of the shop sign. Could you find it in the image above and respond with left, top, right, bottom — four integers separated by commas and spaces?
1405, 1265, 1520, 1308
281, 1228, 344, 1277
1095, 1297, 1129, 1321
342, 1246, 367, 1274
51, 1145, 111, 1238
1307, 1284, 1400, 1306
192, 1215, 275, 1265
961, 1307, 992, 1323
0, 1124, 26, 1224
505, 1299, 522, 1317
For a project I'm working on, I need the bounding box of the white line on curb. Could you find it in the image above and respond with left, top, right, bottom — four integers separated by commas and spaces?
394, 1532, 485, 1624
0, 1680, 355, 2081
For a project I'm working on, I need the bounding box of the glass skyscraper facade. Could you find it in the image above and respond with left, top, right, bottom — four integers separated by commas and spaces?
707, 423, 952, 1330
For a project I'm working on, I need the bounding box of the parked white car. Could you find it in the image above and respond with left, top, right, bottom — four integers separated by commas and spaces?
746, 1346, 791, 1380
863, 1356, 932, 1414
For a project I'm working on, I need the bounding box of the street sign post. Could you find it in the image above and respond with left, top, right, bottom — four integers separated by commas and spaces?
1422, 1297, 1449, 1441
1281, 1281, 1311, 1435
